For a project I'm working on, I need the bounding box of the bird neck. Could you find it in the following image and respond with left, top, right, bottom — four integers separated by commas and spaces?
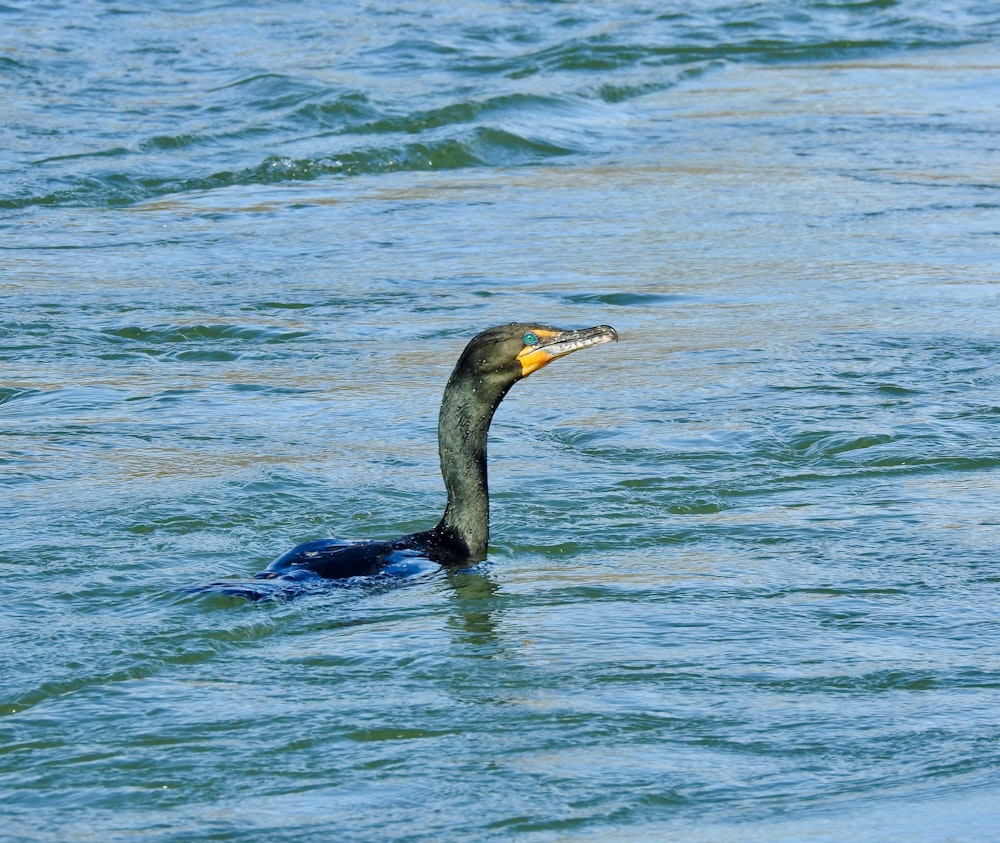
431, 368, 511, 563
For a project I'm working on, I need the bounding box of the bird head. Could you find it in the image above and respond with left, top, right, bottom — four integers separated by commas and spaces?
456, 323, 619, 385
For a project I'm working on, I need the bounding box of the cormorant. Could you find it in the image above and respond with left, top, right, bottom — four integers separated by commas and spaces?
245, 322, 617, 586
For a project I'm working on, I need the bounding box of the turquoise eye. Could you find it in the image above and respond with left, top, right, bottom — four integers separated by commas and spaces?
522, 332, 539, 346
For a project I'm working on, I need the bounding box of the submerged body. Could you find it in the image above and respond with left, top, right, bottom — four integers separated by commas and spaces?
206, 322, 616, 595
255, 535, 444, 582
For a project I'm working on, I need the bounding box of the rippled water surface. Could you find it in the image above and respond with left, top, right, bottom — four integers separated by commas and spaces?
3, 2, 1000, 841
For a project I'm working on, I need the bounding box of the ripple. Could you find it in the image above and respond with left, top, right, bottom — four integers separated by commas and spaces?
100, 324, 310, 344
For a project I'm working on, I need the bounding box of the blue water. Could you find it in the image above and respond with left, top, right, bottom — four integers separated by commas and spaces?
3, 1, 1000, 840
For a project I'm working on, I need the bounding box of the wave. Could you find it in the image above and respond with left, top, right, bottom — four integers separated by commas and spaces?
2, 126, 576, 210
4, 1, 997, 210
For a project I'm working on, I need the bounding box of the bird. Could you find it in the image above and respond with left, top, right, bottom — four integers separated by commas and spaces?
208, 322, 617, 595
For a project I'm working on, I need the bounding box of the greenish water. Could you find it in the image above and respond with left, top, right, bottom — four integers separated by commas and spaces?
3, 2, 1000, 840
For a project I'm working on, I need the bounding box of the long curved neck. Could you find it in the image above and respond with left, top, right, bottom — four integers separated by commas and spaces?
431, 368, 511, 563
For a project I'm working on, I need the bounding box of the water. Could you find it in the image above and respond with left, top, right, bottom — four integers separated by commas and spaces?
3, 1, 1000, 840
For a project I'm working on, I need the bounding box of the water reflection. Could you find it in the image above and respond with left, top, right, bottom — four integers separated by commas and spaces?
444, 567, 503, 652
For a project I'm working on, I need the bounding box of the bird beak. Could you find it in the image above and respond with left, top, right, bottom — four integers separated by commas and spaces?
516, 325, 618, 377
